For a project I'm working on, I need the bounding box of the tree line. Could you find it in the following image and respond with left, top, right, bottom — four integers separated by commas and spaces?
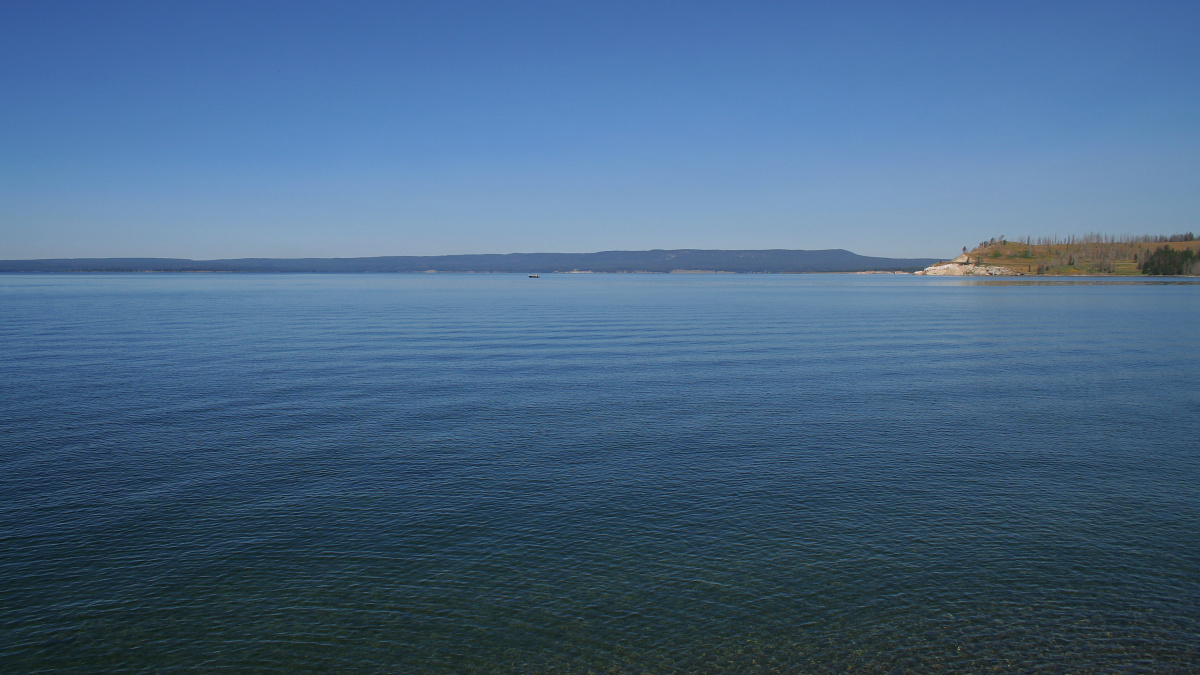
978, 232, 1195, 250
1140, 246, 1199, 276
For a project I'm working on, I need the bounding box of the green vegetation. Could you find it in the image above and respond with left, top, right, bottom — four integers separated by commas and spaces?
1141, 246, 1199, 276
965, 233, 1199, 276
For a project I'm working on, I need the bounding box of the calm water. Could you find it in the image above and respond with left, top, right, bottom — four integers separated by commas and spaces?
2, 273, 1198, 673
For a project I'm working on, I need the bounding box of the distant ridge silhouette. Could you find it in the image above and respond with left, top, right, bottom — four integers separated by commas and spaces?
0, 249, 938, 273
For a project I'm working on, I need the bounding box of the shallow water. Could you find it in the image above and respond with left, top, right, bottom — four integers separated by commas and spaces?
2, 273, 1198, 672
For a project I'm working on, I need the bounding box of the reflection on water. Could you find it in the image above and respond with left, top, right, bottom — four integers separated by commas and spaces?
929, 275, 1200, 287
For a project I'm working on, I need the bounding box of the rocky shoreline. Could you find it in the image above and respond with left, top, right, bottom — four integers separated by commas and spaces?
913, 253, 1022, 276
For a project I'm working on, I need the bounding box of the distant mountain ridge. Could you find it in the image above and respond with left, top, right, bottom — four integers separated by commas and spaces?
0, 249, 938, 274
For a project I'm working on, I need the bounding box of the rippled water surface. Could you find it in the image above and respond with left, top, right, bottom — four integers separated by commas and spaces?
2, 274, 1199, 672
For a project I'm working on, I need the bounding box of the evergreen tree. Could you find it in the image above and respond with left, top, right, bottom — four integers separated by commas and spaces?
1141, 246, 1197, 275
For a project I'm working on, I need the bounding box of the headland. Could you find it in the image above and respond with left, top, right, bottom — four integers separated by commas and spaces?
916, 234, 1200, 276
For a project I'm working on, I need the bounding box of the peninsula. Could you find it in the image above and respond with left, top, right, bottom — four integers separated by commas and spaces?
915, 234, 1200, 276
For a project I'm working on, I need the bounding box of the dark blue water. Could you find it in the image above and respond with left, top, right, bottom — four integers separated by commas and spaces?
2, 274, 1198, 672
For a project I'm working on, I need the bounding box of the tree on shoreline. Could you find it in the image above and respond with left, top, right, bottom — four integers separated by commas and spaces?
1140, 246, 1199, 275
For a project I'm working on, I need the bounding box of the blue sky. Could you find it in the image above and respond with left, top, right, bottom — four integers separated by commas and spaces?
2, 1, 1197, 259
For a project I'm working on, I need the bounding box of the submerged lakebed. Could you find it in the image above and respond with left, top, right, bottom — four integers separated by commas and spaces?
2, 273, 1198, 672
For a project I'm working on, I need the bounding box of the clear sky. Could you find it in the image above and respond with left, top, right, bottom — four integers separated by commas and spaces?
2, 1, 1197, 260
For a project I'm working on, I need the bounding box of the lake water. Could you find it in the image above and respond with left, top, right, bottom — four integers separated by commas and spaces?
2, 273, 1198, 672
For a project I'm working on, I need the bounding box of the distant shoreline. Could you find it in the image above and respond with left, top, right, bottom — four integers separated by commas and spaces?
0, 249, 938, 275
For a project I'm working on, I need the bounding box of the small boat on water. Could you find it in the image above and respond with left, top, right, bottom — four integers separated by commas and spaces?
528, 274, 540, 278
